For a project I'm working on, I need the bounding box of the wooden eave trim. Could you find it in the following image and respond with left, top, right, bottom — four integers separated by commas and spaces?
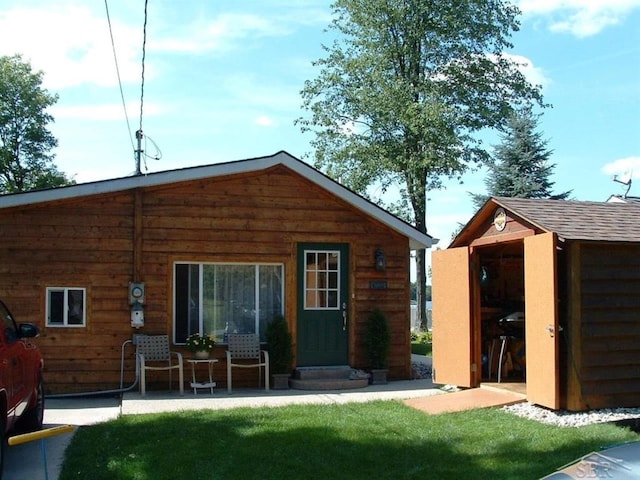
469, 228, 536, 247
0, 151, 435, 250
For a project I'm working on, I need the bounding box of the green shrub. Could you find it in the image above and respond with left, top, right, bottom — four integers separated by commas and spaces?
411, 330, 432, 344
266, 315, 294, 374
411, 342, 432, 356
411, 330, 432, 356
365, 308, 391, 369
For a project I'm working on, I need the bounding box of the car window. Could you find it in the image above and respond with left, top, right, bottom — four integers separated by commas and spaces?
0, 301, 18, 343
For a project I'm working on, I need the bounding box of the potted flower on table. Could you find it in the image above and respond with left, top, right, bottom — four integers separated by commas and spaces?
186, 333, 216, 359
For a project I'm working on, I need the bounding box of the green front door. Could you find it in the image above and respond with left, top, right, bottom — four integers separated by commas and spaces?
297, 243, 349, 366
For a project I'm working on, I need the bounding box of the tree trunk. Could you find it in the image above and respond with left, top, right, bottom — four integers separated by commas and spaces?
411, 175, 428, 332
416, 248, 428, 331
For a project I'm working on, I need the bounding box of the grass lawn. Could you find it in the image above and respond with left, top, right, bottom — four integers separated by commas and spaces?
60, 401, 639, 480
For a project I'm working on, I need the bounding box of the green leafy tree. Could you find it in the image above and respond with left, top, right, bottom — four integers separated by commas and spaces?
298, 0, 545, 329
471, 107, 571, 209
0, 54, 74, 193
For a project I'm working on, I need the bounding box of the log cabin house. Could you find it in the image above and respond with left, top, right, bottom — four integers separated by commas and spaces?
432, 196, 640, 411
0, 151, 435, 394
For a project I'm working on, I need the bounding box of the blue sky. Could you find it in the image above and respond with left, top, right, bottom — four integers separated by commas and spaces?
1, 0, 639, 249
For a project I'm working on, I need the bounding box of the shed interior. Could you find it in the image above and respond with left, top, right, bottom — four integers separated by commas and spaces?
476, 241, 526, 385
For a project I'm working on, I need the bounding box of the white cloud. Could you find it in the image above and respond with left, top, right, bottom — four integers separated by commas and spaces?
218, 74, 301, 111
446, 54, 550, 91
601, 156, 640, 181
503, 53, 550, 88
518, 0, 640, 37
255, 115, 275, 127
0, 6, 142, 89
0, 5, 307, 91
339, 120, 359, 136
51, 101, 162, 121
152, 13, 286, 54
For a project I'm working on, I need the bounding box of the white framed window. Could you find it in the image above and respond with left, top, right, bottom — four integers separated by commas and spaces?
304, 250, 340, 310
46, 287, 86, 327
174, 263, 284, 344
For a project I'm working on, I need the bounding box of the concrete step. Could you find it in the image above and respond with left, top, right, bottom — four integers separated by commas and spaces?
294, 366, 352, 380
289, 377, 369, 390
290, 366, 369, 390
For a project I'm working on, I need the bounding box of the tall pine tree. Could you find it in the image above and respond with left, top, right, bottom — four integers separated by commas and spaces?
472, 108, 571, 209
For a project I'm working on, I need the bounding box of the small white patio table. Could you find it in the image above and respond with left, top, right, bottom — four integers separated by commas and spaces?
187, 358, 218, 395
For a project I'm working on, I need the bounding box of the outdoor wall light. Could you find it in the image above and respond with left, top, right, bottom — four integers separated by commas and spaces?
375, 249, 386, 272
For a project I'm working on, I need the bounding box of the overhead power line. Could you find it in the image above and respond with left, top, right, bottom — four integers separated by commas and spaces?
135, 0, 150, 176
104, 0, 135, 164
105, 0, 159, 176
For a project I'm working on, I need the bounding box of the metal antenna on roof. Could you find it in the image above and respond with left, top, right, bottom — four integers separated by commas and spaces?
613, 174, 632, 198
105, 0, 159, 177
135, 130, 143, 176
134, 0, 150, 176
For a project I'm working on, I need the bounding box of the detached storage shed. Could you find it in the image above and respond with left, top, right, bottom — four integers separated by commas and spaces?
432, 197, 640, 411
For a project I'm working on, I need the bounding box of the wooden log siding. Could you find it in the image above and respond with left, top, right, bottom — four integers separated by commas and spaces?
0, 165, 413, 393
569, 242, 640, 409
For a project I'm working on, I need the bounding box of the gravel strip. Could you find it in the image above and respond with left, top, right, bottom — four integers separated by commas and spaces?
411, 360, 640, 429
502, 402, 640, 428
411, 361, 432, 379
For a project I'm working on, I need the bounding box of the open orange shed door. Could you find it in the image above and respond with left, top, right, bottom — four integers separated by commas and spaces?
432, 247, 472, 388
525, 232, 560, 409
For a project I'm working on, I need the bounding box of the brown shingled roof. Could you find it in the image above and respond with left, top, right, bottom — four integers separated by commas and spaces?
492, 197, 640, 242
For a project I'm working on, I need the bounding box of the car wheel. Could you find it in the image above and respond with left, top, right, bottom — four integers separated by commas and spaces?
19, 374, 44, 433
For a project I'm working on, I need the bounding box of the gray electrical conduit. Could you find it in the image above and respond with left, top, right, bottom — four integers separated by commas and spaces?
46, 339, 139, 399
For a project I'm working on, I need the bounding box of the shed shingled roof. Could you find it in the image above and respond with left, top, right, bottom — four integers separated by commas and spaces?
493, 196, 640, 242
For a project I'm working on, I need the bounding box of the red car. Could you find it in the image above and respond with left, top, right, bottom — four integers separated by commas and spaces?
0, 300, 44, 478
